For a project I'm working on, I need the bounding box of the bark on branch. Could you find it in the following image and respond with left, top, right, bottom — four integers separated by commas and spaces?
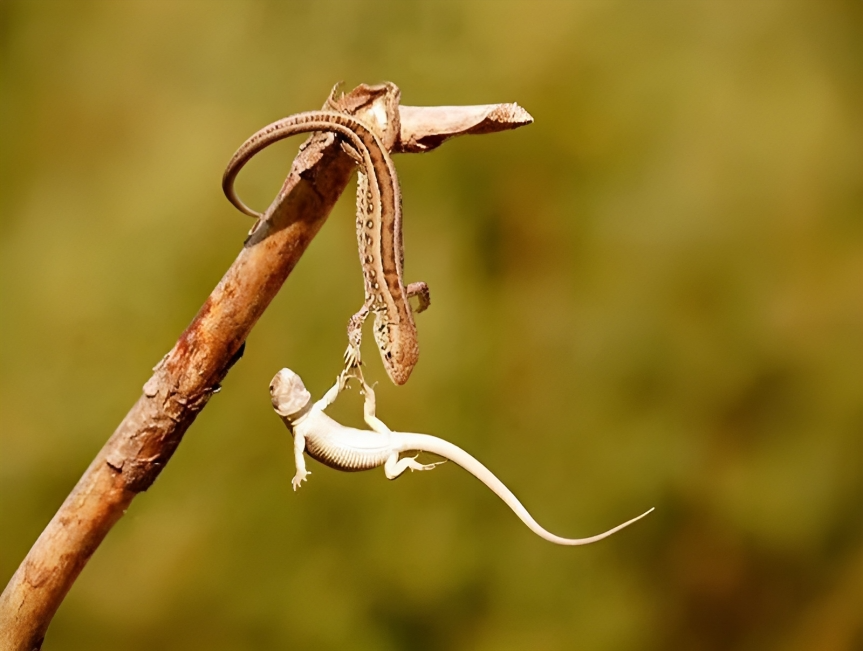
0, 82, 532, 651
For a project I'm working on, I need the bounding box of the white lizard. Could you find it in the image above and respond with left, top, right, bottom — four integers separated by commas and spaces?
270, 367, 654, 546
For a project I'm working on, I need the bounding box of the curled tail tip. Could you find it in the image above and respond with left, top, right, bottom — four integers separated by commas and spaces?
224, 192, 263, 219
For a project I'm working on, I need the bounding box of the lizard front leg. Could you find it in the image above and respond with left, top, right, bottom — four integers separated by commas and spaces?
291, 431, 312, 491
314, 369, 354, 412
343, 302, 370, 372
406, 281, 431, 314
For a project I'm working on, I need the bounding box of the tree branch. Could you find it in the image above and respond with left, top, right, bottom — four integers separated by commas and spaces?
0, 82, 532, 651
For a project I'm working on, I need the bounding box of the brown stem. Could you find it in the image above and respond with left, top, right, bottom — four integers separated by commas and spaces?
0, 82, 531, 651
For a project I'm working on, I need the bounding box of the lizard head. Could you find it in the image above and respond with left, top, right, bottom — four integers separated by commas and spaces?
374, 320, 419, 386
270, 368, 312, 419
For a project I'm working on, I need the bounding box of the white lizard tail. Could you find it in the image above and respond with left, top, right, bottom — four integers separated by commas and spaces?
394, 432, 653, 546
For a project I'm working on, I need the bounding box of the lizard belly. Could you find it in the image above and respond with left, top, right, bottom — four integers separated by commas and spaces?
303, 426, 393, 472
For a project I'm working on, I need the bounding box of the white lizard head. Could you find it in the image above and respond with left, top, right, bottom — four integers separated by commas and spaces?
270, 368, 312, 419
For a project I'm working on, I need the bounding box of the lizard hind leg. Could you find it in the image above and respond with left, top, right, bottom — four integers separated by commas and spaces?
384, 453, 445, 480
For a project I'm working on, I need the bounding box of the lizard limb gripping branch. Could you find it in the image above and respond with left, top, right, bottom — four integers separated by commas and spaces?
270, 368, 654, 546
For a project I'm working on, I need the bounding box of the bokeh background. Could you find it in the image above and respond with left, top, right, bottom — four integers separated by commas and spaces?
1, 1, 861, 649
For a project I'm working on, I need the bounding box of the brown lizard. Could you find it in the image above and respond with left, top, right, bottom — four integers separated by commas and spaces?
222, 109, 429, 385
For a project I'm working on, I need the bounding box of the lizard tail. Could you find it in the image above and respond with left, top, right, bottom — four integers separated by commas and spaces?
395, 433, 653, 546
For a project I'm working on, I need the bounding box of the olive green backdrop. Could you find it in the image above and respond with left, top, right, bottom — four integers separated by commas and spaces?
1, 1, 861, 649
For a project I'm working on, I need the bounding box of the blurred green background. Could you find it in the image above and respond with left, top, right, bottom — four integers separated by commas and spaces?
1, 1, 861, 649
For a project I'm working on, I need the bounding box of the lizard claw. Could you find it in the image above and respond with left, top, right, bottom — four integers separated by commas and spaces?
292, 470, 311, 491
339, 365, 364, 391
343, 343, 362, 370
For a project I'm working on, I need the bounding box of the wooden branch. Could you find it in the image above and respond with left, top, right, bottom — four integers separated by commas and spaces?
397, 102, 533, 153
0, 83, 532, 651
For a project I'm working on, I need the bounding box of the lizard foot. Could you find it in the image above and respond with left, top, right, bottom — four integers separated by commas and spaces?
405, 281, 431, 314
292, 470, 311, 491
406, 281, 431, 314
385, 454, 446, 480
344, 306, 369, 371
343, 343, 362, 370
408, 454, 446, 472
412, 460, 446, 472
